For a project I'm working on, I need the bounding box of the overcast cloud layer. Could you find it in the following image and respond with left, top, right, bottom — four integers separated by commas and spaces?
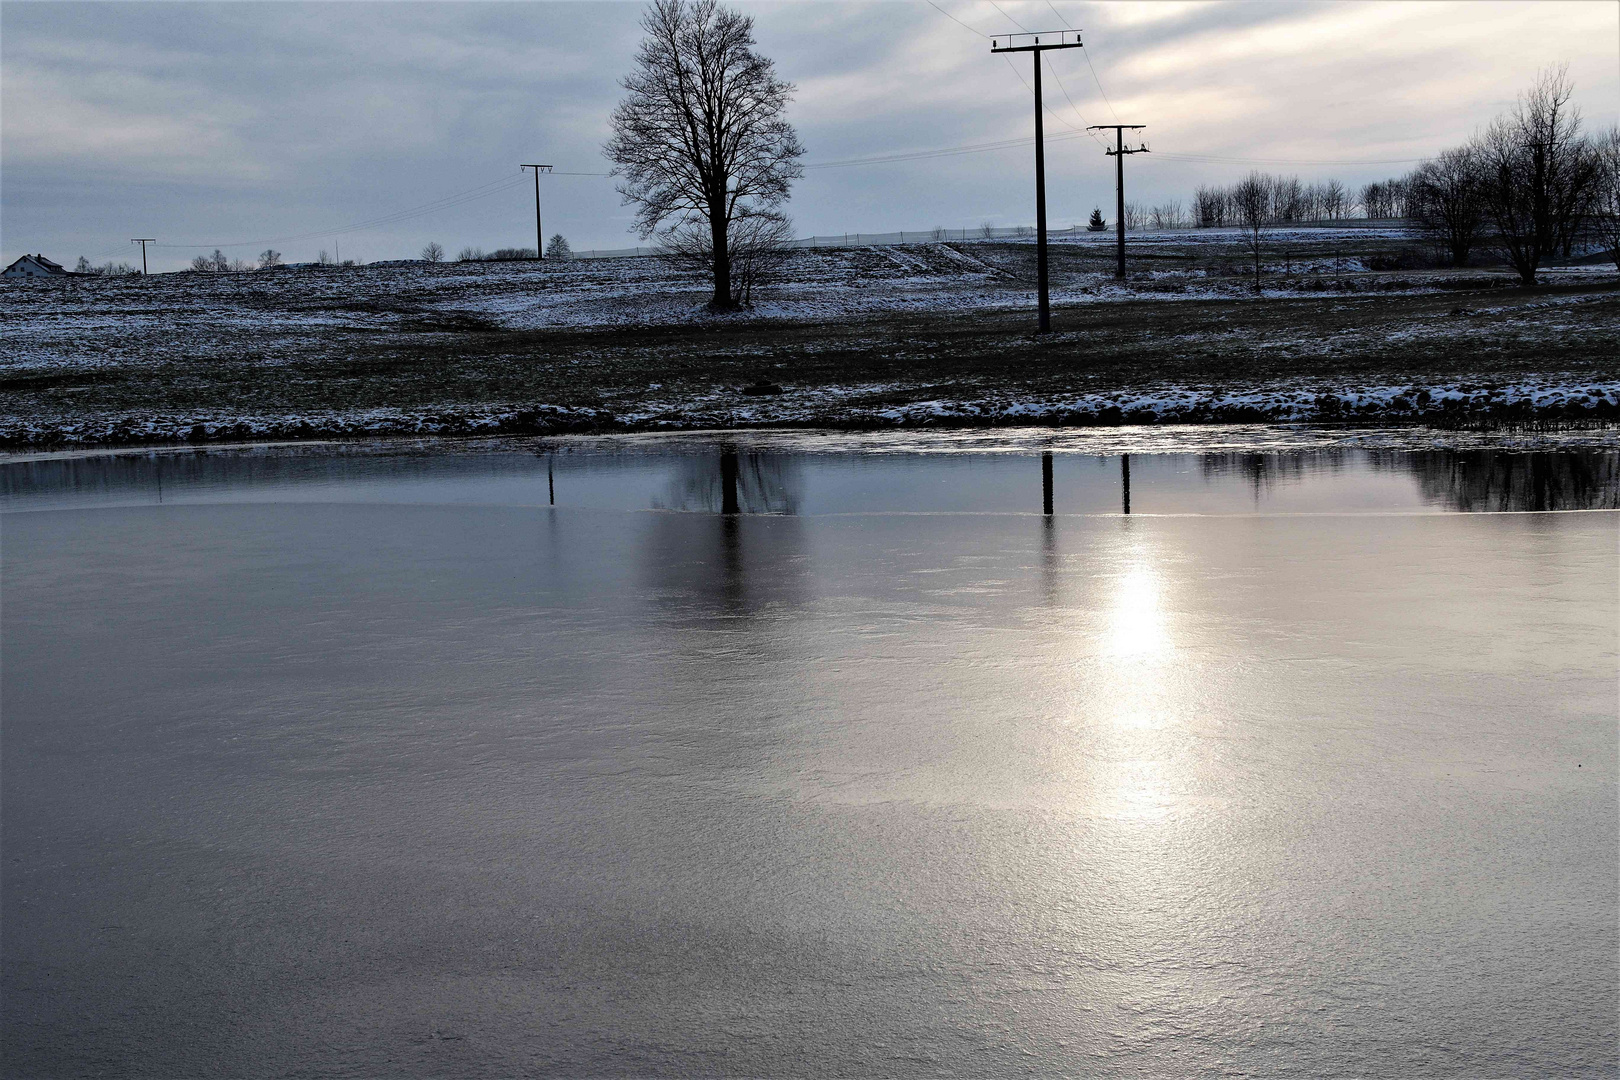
4, 0, 1615, 271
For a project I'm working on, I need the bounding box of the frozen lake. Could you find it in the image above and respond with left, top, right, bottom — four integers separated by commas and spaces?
3, 436, 1616, 1077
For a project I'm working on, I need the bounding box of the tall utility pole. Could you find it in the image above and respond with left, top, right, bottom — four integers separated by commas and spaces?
1087, 125, 1147, 280
130, 238, 155, 276
520, 164, 553, 259
991, 30, 1083, 334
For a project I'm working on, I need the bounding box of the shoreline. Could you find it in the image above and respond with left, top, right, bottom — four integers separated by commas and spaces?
5, 419, 1618, 465
3, 378, 1616, 452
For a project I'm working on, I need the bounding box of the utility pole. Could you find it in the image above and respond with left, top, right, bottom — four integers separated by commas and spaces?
1087, 125, 1147, 280
520, 164, 552, 259
991, 30, 1083, 334
130, 238, 155, 276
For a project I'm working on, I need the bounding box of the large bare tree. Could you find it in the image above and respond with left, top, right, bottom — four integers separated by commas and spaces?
1409, 145, 1486, 267
607, 0, 804, 310
1594, 126, 1620, 270
1478, 65, 1600, 284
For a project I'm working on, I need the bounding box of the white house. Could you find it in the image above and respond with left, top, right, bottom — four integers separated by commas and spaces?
3, 254, 69, 279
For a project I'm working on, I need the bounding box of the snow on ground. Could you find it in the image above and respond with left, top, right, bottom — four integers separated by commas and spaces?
4, 238, 1584, 370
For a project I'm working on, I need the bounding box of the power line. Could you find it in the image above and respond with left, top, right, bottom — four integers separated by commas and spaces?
1045, 0, 1121, 123
1082, 43, 1120, 123
987, 0, 1030, 32
809, 127, 1096, 170
153, 174, 531, 249
1152, 152, 1424, 165
925, 0, 989, 38
1042, 54, 1108, 147
1002, 55, 1103, 144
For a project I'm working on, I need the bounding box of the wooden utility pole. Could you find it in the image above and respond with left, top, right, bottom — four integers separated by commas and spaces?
520, 164, 552, 258
130, 238, 154, 276
991, 30, 1083, 334
1087, 125, 1147, 280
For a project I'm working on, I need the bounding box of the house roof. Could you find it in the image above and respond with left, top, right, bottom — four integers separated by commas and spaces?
5, 254, 68, 275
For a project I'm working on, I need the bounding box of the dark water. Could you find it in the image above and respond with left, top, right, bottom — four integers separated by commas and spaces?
3, 439, 1616, 1077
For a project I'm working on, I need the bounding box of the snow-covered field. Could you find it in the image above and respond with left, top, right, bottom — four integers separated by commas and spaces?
0, 235, 1560, 364
2, 239, 1616, 448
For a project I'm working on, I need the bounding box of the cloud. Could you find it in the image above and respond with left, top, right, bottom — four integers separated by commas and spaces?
3, 0, 1614, 270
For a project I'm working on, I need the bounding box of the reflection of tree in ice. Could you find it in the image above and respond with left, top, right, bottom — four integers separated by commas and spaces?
653, 448, 801, 515
641, 449, 807, 620
1198, 452, 1346, 498
1378, 450, 1620, 512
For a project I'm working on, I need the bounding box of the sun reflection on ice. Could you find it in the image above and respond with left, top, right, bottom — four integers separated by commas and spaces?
1105, 560, 1170, 660
1089, 540, 1188, 824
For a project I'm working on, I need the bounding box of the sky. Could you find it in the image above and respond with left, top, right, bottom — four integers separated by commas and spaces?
3, 0, 1616, 272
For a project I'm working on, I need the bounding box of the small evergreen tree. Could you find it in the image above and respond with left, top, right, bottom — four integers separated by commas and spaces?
1087, 208, 1106, 231
545, 234, 572, 260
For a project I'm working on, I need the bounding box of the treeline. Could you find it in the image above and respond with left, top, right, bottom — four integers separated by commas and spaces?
1192, 177, 1360, 228
190, 249, 292, 272
1404, 65, 1613, 279
175, 235, 576, 273
1186, 66, 1618, 284
455, 234, 572, 262
73, 257, 141, 276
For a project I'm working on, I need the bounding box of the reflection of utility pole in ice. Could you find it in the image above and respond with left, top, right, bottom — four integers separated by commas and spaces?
1042, 452, 1054, 516
720, 446, 740, 515
1121, 454, 1131, 514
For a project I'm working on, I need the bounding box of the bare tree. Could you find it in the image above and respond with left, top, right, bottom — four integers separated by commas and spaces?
1271, 175, 1303, 222
1321, 179, 1348, 221
458, 247, 485, 262
545, 234, 572, 259
1478, 65, 1601, 284
979, 221, 997, 239
1194, 185, 1226, 227
317, 250, 333, 266
1150, 201, 1183, 230
659, 210, 791, 307
258, 249, 283, 269
1232, 171, 1273, 292
421, 242, 445, 263
1409, 145, 1486, 267
606, 0, 804, 310
1593, 125, 1620, 270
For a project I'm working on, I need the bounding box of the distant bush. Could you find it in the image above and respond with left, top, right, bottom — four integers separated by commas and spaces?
259, 249, 283, 269
456, 247, 538, 262
74, 257, 139, 276
421, 242, 445, 263
545, 234, 572, 259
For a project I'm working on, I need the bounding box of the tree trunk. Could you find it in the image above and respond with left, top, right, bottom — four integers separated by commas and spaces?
710, 206, 734, 310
